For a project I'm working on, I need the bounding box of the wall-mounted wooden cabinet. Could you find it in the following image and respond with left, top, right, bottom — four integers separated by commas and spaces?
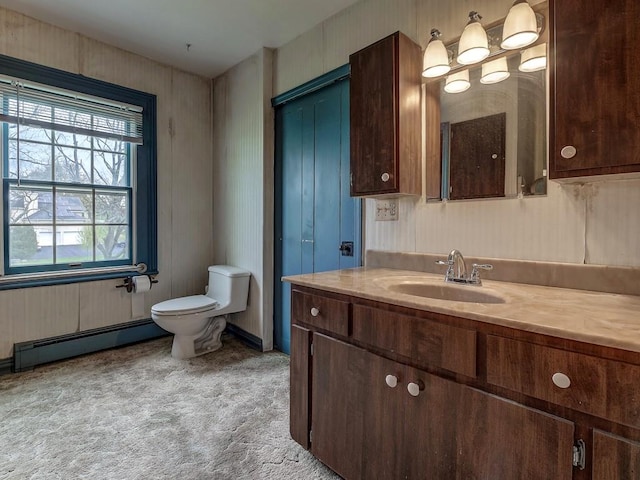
550, 0, 640, 180
349, 31, 421, 196
290, 285, 640, 479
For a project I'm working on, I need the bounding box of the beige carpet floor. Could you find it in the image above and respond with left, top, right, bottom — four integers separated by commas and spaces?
0, 335, 340, 480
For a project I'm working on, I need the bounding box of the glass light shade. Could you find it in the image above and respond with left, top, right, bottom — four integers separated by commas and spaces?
457, 15, 490, 65
423, 38, 451, 78
480, 57, 510, 84
519, 43, 547, 72
444, 70, 471, 94
501, 0, 539, 50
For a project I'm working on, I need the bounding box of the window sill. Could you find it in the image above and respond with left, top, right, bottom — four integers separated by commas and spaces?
0, 265, 157, 291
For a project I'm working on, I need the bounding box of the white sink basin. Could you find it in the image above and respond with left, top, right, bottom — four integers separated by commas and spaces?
376, 277, 506, 304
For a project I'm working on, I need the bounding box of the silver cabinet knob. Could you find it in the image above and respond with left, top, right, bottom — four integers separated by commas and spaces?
560, 146, 577, 159
552, 372, 571, 389
385, 375, 398, 388
407, 381, 424, 397
381, 172, 390, 182
310, 307, 320, 317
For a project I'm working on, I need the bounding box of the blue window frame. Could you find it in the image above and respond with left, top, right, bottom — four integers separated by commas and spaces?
0, 54, 157, 289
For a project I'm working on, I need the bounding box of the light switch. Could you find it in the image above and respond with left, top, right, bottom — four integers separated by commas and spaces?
375, 199, 398, 221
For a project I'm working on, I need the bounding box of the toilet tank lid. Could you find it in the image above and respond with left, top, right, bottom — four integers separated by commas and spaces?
208, 265, 251, 277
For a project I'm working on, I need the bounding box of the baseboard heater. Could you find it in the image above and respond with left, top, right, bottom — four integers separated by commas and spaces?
13, 319, 169, 373
0, 357, 13, 376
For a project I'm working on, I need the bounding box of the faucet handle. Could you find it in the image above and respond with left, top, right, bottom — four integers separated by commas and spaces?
472, 263, 493, 271
436, 259, 456, 282
470, 263, 493, 285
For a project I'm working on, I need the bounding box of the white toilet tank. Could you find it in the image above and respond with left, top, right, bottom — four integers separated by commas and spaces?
206, 265, 250, 313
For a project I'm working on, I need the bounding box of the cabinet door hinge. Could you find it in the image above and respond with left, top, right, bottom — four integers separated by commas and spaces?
572, 439, 586, 470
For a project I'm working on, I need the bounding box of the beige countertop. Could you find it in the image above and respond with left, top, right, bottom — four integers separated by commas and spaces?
283, 267, 640, 354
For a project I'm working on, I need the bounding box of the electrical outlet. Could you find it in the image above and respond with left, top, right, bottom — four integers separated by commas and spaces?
375, 199, 398, 221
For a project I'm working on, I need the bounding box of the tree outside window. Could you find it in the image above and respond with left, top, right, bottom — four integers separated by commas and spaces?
5, 101, 132, 268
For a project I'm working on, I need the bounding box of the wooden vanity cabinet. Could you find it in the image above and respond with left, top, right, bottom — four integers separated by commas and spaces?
307, 326, 575, 479
290, 286, 640, 479
349, 31, 421, 196
550, 0, 640, 179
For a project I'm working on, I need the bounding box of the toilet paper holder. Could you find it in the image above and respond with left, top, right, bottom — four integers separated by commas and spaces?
116, 275, 158, 293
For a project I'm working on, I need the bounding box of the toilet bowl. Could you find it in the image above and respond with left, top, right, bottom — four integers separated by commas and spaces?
151, 265, 250, 359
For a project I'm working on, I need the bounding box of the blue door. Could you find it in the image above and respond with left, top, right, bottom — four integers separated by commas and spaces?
274, 77, 361, 354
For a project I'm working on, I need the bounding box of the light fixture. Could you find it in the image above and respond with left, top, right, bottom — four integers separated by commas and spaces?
444, 70, 470, 94
480, 57, 510, 84
422, 29, 451, 78
456, 11, 490, 65
519, 43, 547, 72
501, 0, 539, 50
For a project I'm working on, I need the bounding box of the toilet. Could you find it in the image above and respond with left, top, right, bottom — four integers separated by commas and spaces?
151, 265, 250, 359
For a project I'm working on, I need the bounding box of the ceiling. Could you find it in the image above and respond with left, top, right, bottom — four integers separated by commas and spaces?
0, 0, 359, 78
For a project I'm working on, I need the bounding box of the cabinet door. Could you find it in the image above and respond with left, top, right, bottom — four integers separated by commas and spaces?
402, 365, 459, 478
350, 32, 421, 196
311, 333, 367, 479
551, 0, 640, 178
593, 430, 640, 479
350, 33, 398, 195
290, 325, 311, 449
405, 365, 576, 479
454, 388, 575, 479
360, 348, 406, 479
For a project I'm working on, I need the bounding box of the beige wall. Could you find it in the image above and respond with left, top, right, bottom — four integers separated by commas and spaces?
212, 49, 274, 350
0, 8, 214, 358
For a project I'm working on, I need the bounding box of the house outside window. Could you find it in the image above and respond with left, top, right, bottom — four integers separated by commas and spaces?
0, 55, 157, 288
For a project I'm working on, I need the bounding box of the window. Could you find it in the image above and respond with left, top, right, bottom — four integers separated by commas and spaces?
0, 54, 157, 288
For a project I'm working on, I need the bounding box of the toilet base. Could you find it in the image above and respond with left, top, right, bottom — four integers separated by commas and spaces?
170, 316, 227, 359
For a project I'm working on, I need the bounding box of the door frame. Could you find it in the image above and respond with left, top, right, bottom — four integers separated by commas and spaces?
272, 64, 351, 108
272, 64, 362, 353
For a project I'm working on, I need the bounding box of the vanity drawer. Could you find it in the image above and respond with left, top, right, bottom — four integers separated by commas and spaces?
351, 304, 477, 377
291, 290, 349, 337
486, 336, 640, 427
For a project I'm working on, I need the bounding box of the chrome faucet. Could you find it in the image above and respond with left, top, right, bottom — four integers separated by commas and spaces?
436, 249, 493, 286
449, 249, 467, 280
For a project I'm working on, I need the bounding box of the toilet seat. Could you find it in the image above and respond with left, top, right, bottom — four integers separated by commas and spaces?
151, 295, 219, 316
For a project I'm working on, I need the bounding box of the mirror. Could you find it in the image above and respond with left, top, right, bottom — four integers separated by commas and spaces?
436, 53, 546, 200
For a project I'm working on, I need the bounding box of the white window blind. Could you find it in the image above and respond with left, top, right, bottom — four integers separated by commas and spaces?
0, 75, 143, 144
